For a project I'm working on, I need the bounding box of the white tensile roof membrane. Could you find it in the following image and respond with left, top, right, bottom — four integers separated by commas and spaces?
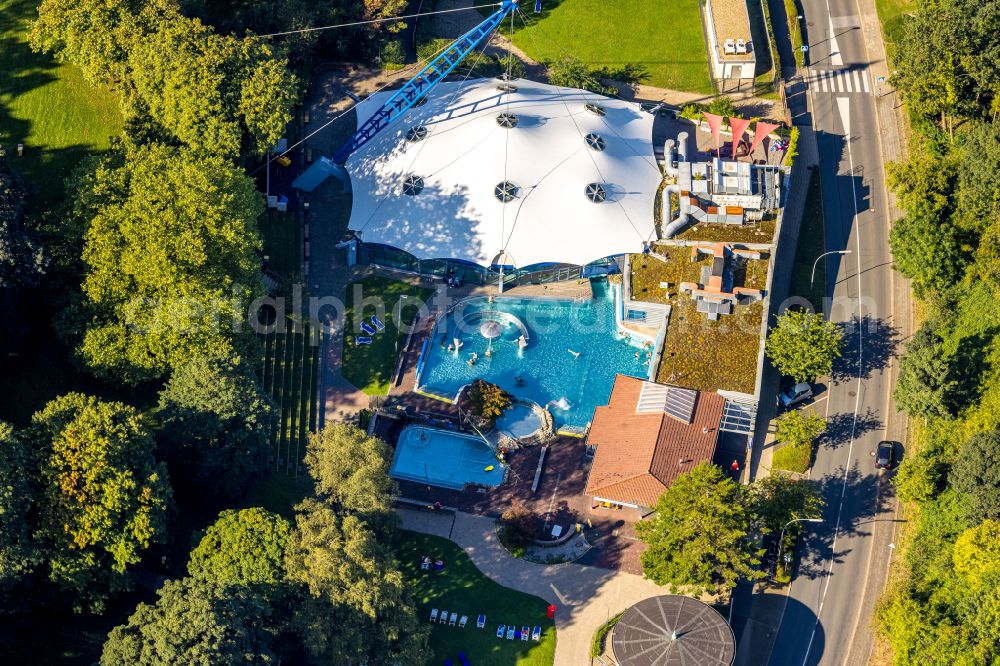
345, 78, 661, 268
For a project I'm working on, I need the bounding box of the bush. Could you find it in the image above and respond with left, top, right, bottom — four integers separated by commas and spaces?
500, 503, 538, 549
467, 379, 511, 421
783, 127, 800, 167
382, 39, 405, 70
547, 56, 613, 95
680, 102, 706, 121
707, 96, 738, 118
895, 451, 945, 503
590, 611, 624, 657
772, 441, 813, 474
416, 38, 453, 64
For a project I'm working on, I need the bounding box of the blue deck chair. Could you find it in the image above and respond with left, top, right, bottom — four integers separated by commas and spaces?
371, 314, 385, 330
532, 626, 541, 641
506, 625, 515, 640
496, 624, 504, 638
521, 626, 529, 641
361, 321, 376, 335
355, 336, 372, 345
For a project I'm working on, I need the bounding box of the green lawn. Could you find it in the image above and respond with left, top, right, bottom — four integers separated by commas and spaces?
395, 531, 556, 666
0, 0, 123, 204
342, 276, 435, 395
476, 0, 712, 93
788, 170, 826, 312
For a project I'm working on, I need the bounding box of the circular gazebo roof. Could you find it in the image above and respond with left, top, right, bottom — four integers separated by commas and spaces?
611, 595, 735, 666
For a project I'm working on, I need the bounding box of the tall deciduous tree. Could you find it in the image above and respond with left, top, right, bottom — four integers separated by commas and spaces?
284, 500, 429, 664
952, 429, 1000, 521
304, 424, 398, 520
74, 144, 263, 384
636, 462, 763, 593
952, 519, 1000, 588
128, 19, 296, 157
101, 577, 276, 665
774, 409, 826, 447
0, 422, 42, 598
30, 393, 171, 611
747, 474, 824, 535
159, 355, 273, 499
894, 322, 957, 418
765, 310, 843, 382
187, 508, 291, 588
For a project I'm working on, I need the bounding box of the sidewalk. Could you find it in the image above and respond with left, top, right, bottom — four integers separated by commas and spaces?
398, 508, 672, 666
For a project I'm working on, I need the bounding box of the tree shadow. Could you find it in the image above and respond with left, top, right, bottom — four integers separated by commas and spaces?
820, 407, 883, 450
831, 314, 899, 382
792, 465, 882, 582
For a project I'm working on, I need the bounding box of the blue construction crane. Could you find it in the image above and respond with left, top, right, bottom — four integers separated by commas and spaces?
332, 0, 520, 165
294, 0, 519, 192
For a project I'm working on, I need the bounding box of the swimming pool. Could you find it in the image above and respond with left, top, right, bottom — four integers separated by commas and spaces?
390, 425, 505, 490
416, 280, 652, 429
496, 404, 544, 440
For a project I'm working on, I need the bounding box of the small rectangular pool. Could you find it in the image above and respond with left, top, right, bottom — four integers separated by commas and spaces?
390, 425, 505, 490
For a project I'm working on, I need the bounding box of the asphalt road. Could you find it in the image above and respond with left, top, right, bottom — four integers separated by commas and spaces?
767, 0, 902, 664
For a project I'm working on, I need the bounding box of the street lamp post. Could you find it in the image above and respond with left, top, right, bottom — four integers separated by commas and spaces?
793, 15, 803, 63
810, 249, 852, 290
778, 517, 823, 567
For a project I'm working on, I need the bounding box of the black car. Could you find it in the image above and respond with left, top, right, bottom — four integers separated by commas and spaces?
875, 441, 896, 470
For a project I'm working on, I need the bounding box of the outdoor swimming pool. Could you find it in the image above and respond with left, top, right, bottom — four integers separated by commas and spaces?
416, 280, 651, 429
390, 425, 504, 490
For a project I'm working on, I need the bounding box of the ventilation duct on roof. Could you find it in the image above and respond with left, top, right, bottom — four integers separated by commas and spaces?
494, 181, 519, 202
585, 132, 606, 151
585, 103, 606, 116
496, 82, 518, 93
402, 175, 424, 196
405, 125, 428, 142
496, 113, 518, 128
584, 183, 607, 203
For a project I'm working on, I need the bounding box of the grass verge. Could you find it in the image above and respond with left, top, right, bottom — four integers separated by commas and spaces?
475, 0, 712, 93
342, 276, 435, 395
783, 0, 805, 67
394, 530, 556, 666
788, 169, 827, 312
874, 0, 916, 59
772, 440, 813, 473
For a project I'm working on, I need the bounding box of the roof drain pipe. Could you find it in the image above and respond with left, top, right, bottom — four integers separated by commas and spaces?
661, 183, 687, 238
660, 132, 688, 238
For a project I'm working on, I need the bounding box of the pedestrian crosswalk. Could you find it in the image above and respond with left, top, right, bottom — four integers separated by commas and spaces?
809, 68, 872, 95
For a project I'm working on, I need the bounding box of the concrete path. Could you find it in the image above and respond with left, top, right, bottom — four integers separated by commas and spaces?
399, 508, 670, 666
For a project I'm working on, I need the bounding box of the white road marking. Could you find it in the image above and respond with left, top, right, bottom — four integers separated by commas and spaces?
799, 96, 865, 666
852, 70, 862, 93
829, 14, 844, 66
862, 72, 871, 93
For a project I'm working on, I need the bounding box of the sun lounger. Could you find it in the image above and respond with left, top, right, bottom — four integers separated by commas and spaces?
532, 626, 541, 641
361, 321, 376, 335
355, 336, 372, 345
477, 614, 486, 629
521, 626, 530, 641
496, 625, 505, 638
449, 612, 457, 626
371, 314, 385, 330
459, 615, 468, 628
506, 625, 515, 640
430, 608, 438, 622
439, 610, 449, 624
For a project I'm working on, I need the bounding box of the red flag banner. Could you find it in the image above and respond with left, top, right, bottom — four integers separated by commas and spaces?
729, 117, 752, 159
703, 112, 724, 156
749, 121, 780, 159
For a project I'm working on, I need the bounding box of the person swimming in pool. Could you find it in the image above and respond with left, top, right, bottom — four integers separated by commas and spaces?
567, 349, 580, 359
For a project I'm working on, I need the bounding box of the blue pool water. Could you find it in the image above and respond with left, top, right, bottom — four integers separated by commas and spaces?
418, 281, 651, 428
391, 425, 504, 490
496, 404, 543, 439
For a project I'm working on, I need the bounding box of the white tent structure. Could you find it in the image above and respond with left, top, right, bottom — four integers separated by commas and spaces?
344, 78, 662, 270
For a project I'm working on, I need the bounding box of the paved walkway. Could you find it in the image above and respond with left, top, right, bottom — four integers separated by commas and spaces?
399, 508, 675, 666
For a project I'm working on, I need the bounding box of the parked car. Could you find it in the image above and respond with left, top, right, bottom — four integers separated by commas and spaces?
778, 382, 813, 409
875, 441, 896, 470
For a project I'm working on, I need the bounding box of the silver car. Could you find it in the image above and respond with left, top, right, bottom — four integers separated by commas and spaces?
778, 382, 813, 409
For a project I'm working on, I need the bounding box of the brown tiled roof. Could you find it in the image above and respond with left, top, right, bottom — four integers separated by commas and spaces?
585, 376, 725, 507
